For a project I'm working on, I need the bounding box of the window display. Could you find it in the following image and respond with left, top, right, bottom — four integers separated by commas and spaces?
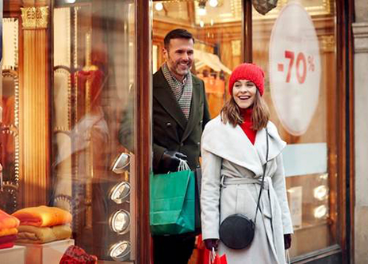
1, 0, 138, 263
52, 0, 137, 261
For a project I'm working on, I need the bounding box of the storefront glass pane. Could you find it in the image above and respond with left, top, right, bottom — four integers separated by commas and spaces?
2, 0, 136, 262
153, 0, 241, 119
52, 0, 137, 261
252, 0, 337, 257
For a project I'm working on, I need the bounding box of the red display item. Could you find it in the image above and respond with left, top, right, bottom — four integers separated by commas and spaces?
0, 234, 16, 244
0, 242, 15, 250
59, 245, 98, 264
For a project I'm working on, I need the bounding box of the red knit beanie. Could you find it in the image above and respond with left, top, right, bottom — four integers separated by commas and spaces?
228, 63, 265, 96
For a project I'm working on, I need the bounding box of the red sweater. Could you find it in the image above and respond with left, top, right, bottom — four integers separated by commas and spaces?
240, 108, 257, 145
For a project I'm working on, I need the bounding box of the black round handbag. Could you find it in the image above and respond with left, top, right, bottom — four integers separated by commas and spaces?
219, 214, 255, 249
219, 129, 269, 250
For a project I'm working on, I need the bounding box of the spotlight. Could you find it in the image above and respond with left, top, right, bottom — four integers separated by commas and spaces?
313, 185, 328, 201
109, 241, 131, 261
155, 2, 163, 11
314, 205, 327, 219
110, 182, 131, 204
109, 209, 131, 234
209, 0, 218, 7
111, 153, 131, 174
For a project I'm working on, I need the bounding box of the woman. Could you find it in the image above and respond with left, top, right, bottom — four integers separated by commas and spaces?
200, 63, 293, 264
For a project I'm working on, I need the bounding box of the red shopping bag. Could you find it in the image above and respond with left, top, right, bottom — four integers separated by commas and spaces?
213, 254, 227, 264
210, 248, 228, 264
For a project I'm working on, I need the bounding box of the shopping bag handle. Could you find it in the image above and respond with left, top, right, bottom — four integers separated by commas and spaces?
178, 159, 190, 171
209, 247, 216, 264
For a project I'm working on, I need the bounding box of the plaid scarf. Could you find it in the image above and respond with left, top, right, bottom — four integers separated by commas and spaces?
162, 63, 192, 119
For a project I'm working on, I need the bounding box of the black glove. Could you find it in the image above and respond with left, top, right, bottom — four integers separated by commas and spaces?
204, 239, 219, 251
284, 234, 292, 249
159, 151, 187, 173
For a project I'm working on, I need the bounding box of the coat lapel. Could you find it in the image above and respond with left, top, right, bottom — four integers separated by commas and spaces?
201, 116, 263, 176
254, 122, 286, 165
181, 77, 200, 142
153, 70, 187, 130
202, 117, 287, 176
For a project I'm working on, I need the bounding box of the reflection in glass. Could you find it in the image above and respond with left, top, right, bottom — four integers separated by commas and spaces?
52, 0, 137, 260
1, 70, 20, 213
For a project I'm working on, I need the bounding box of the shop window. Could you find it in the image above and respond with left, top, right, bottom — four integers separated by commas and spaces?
52, 1, 137, 261
252, 0, 338, 258
1, 0, 138, 262
1, 18, 20, 214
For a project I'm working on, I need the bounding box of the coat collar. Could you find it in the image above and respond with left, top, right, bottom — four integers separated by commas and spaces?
153, 68, 201, 142
201, 116, 286, 175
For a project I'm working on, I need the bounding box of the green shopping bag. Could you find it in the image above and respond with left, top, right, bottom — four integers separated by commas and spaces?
150, 161, 195, 235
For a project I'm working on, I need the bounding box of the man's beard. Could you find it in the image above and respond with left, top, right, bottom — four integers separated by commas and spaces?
168, 57, 192, 77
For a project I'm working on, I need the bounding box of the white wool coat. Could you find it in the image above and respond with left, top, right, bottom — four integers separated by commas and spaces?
201, 116, 293, 264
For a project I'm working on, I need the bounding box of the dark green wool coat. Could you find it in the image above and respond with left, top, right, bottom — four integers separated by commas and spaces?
153, 68, 211, 173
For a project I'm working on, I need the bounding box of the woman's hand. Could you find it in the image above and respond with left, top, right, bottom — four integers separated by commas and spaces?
284, 234, 292, 249
204, 239, 219, 251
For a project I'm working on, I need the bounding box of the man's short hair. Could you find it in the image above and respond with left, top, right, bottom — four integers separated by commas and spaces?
164, 29, 195, 50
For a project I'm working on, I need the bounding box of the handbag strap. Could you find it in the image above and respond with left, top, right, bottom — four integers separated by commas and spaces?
253, 128, 269, 224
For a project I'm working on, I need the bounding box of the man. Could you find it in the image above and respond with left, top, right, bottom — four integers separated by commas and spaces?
152, 28, 211, 264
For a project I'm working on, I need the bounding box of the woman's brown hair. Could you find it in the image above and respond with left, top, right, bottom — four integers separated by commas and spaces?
221, 90, 270, 130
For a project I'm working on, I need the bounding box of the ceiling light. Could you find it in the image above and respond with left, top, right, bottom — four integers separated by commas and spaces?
209, 0, 218, 7
109, 210, 131, 234
65, 0, 76, 3
155, 2, 163, 11
109, 241, 131, 261
198, 7, 207, 16
198, 1, 207, 16
110, 182, 131, 204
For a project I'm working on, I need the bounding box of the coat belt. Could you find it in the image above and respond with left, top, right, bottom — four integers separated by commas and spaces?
221, 176, 269, 190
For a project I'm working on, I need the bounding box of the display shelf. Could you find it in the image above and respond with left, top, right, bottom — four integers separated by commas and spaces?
0, 245, 26, 264
16, 239, 74, 264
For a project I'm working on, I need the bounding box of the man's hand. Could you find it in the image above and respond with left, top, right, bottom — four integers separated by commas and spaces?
204, 239, 219, 251
284, 234, 292, 249
159, 151, 187, 173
